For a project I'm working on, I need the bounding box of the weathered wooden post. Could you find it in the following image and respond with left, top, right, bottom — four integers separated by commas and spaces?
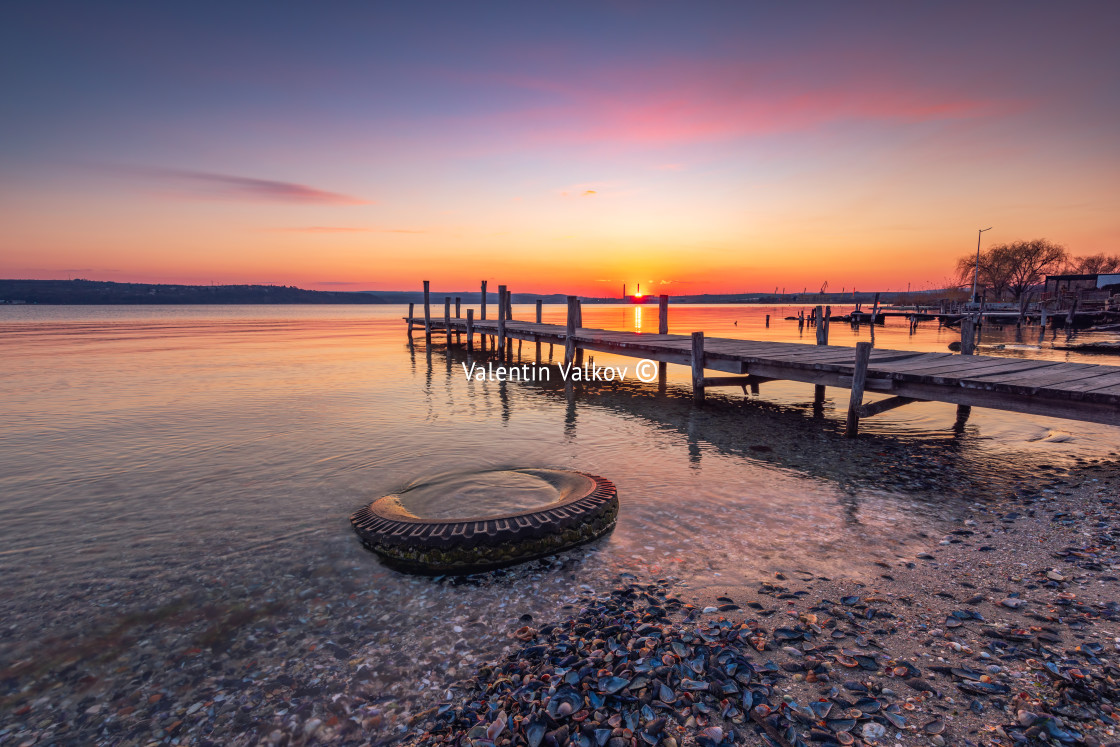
955, 317, 975, 423
535, 299, 543, 364
765, 314, 770, 327
407, 302, 414, 338
845, 341, 873, 437
658, 294, 669, 382
574, 299, 584, 366
466, 309, 474, 350
423, 280, 432, 342
814, 305, 827, 406
960, 317, 976, 355
506, 289, 513, 320
480, 280, 487, 321
564, 296, 577, 366
497, 284, 507, 360
691, 332, 705, 404
454, 297, 462, 343
444, 297, 451, 341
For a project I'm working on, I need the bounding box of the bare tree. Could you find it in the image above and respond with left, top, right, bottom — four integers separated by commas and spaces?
1002, 240, 1068, 300
955, 239, 1067, 301
1069, 253, 1120, 274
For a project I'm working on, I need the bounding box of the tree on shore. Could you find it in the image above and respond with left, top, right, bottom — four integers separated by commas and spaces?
1068, 253, 1120, 274
954, 239, 1068, 300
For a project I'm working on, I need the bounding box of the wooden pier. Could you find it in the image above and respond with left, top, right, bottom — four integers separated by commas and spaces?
407, 285, 1120, 435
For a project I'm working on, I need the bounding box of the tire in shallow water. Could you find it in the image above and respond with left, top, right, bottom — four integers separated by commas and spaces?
350, 469, 618, 575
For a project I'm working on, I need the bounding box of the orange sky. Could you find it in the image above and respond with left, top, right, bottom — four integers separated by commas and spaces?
2, 4, 1117, 295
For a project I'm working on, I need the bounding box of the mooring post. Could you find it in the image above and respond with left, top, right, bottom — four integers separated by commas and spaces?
960, 317, 976, 355
407, 302, 414, 338
691, 332, 705, 403
658, 294, 669, 381
444, 297, 451, 341
506, 289, 513, 320
466, 309, 474, 350
956, 317, 975, 423
574, 299, 584, 366
497, 284, 507, 361
845, 341, 873, 437
564, 296, 577, 366
454, 297, 462, 343
423, 280, 432, 342
765, 314, 770, 327
814, 305, 827, 405
480, 280, 487, 321
535, 299, 543, 363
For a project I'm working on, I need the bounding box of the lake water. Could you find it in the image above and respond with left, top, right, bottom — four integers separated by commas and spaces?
2, 303, 1117, 741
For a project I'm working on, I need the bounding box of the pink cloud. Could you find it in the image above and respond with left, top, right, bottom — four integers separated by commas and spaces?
454, 59, 1011, 148
104, 165, 372, 205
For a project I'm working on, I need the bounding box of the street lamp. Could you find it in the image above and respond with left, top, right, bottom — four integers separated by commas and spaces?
972, 227, 992, 303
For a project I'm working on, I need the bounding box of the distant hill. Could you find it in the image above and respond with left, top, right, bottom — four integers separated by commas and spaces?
0, 279, 952, 305
0, 279, 381, 304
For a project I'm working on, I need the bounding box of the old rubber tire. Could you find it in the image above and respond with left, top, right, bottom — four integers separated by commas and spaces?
350, 469, 618, 575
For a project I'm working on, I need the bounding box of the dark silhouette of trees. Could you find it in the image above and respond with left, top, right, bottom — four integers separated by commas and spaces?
1068, 253, 1120, 274
955, 239, 1068, 301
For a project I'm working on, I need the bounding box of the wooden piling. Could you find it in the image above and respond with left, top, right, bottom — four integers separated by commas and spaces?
564, 296, 577, 366
423, 280, 432, 341
466, 309, 474, 349
658, 295, 669, 334
845, 341, 873, 437
407, 302, 414, 337
574, 299, 584, 366
691, 332, 705, 404
960, 317, 976, 356
444, 297, 451, 340
506, 290, 513, 320
480, 280, 487, 321
497, 285, 507, 360
765, 314, 770, 327
535, 300, 543, 363
814, 305, 827, 405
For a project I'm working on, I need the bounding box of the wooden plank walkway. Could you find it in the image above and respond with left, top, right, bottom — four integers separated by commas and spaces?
408, 312, 1120, 431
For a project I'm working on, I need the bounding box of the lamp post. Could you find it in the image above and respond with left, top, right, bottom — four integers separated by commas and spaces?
972, 227, 992, 303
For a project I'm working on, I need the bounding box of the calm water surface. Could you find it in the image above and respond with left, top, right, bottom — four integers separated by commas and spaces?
2, 303, 1117, 638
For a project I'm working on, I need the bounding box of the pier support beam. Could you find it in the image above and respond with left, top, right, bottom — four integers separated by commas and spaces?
444, 297, 451, 341
814, 305, 828, 406
564, 296, 577, 366
691, 332, 705, 404
845, 341, 874, 437
497, 285, 507, 360
423, 280, 432, 343
407, 302, 414, 338
955, 317, 975, 423
535, 300, 543, 363
658, 294, 669, 382
480, 280, 488, 321
466, 309, 474, 350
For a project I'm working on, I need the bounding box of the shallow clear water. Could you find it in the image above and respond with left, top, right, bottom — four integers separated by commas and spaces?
1, 303, 1117, 641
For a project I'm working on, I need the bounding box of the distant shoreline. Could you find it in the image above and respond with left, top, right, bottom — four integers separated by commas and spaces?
0, 279, 937, 306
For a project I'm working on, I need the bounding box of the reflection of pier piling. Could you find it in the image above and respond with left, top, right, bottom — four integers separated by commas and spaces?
412, 281, 1120, 434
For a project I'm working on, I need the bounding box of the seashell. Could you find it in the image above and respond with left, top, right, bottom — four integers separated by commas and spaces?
924, 719, 945, 735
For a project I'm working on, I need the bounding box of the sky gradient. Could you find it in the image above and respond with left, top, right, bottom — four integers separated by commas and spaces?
2, 2, 1118, 295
